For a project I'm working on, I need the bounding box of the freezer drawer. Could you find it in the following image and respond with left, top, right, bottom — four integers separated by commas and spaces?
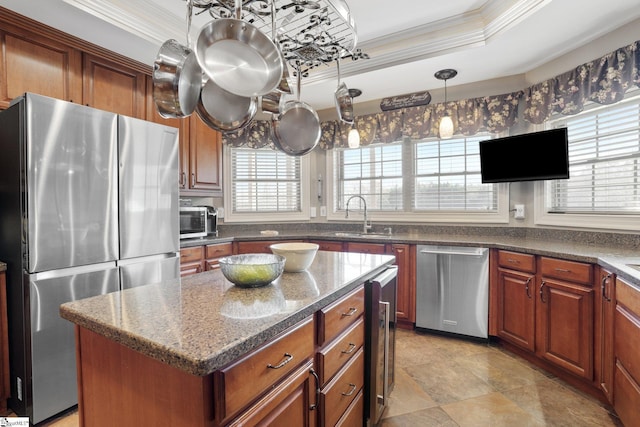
28, 263, 119, 424
119, 254, 180, 290
416, 245, 489, 339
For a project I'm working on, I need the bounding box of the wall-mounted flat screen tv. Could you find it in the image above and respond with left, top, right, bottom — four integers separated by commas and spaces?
479, 128, 570, 183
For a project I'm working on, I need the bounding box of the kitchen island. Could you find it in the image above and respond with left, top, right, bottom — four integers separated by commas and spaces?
60, 251, 395, 426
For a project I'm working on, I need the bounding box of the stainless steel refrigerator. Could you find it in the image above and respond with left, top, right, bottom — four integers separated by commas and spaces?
0, 93, 180, 424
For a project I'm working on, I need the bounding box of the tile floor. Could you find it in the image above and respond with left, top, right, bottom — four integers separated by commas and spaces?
381, 329, 622, 427
13, 329, 624, 426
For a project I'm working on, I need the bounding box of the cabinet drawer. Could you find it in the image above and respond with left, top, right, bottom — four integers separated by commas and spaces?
180, 246, 204, 264
497, 250, 536, 273
614, 361, 640, 427
205, 242, 232, 259
308, 240, 344, 252
336, 389, 364, 427
320, 348, 364, 427
615, 286, 640, 386
346, 242, 386, 254
215, 317, 315, 421
617, 277, 640, 316
317, 317, 364, 385
317, 286, 365, 345
540, 257, 592, 285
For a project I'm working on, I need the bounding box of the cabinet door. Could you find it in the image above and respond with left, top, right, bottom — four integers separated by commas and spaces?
496, 268, 536, 352
537, 278, 594, 379
0, 28, 82, 108
83, 54, 146, 118
227, 360, 316, 427
599, 269, 615, 402
187, 114, 223, 194
145, 76, 189, 189
391, 244, 415, 325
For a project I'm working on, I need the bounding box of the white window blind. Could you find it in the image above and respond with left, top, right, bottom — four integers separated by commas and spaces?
414, 136, 498, 211
334, 143, 404, 211
548, 98, 640, 214
230, 147, 301, 213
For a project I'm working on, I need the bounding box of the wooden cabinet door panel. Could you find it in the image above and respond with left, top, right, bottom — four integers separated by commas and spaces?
83, 54, 145, 118
391, 243, 414, 324
319, 349, 364, 427
537, 279, 594, 379
227, 360, 315, 427
0, 30, 82, 108
496, 268, 535, 351
189, 114, 223, 193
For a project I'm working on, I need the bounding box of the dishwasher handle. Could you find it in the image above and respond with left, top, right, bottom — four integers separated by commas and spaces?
419, 247, 487, 257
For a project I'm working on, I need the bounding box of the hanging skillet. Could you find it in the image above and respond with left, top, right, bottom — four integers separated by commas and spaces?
152, 0, 202, 118
196, 77, 257, 133
271, 69, 321, 156
195, 0, 283, 98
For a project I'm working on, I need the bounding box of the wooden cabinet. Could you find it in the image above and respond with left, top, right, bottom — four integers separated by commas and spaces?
494, 251, 595, 381
180, 246, 205, 277
0, 270, 8, 414
179, 114, 223, 195
390, 244, 415, 327
345, 242, 386, 254
316, 286, 365, 426
538, 257, 594, 380
215, 318, 315, 424
598, 268, 615, 403
0, 25, 82, 109
234, 240, 302, 254
205, 242, 233, 271
307, 240, 344, 252
82, 54, 146, 118
613, 277, 640, 427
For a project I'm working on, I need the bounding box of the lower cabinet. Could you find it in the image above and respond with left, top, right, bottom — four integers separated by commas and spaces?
494, 250, 596, 385
613, 276, 640, 427
180, 242, 233, 277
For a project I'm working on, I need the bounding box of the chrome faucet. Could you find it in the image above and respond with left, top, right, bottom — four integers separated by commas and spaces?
345, 195, 372, 233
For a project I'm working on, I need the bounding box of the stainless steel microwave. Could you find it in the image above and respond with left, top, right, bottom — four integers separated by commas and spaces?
179, 206, 208, 239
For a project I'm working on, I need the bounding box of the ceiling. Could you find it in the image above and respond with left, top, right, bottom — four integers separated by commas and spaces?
4, 0, 640, 112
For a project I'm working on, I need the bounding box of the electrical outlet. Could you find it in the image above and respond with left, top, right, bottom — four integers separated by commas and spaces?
310, 207, 316, 217
514, 204, 525, 219
217, 207, 224, 219
320, 206, 327, 217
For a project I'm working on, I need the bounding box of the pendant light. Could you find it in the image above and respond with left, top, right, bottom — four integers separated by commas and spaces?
347, 88, 362, 148
434, 69, 457, 139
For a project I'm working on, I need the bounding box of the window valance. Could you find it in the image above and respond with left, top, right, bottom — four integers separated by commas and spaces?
222, 40, 640, 148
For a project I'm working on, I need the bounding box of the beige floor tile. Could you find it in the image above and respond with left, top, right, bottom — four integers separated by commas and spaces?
441, 391, 545, 427
380, 406, 459, 427
382, 367, 438, 418
502, 377, 622, 427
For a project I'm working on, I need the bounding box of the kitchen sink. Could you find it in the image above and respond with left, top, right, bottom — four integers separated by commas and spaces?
329, 232, 393, 239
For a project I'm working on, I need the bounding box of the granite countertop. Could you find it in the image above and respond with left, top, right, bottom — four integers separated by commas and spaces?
181, 229, 640, 287
60, 251, 395, 377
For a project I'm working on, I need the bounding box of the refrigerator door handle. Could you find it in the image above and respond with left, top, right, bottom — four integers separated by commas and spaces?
380, 300, 390, 407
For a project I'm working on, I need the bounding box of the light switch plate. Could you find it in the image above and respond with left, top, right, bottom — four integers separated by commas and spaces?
514, 204, 525, 219
320, 206, 327, 217
310, 207, 317, 217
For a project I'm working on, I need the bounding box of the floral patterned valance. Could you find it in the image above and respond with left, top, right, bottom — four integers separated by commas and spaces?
222, 39, 640, 149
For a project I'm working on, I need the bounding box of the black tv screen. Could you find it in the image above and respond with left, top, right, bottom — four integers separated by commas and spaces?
479, 128, 570, 183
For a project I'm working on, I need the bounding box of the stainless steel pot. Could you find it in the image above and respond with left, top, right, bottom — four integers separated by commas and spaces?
196, 78, 257, 133
271, 71, 320, 156
195, 0, 283, 98
152, 39, 202, 118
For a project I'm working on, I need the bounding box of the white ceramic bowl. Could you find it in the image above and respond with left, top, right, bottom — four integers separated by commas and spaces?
270, 242, 319, 272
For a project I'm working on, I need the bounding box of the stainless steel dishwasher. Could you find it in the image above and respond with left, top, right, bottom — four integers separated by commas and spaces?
416, 245, 489, 339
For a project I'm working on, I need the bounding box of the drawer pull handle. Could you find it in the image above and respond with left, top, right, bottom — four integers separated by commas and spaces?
341, 383, 357, 397
524, 277, 532, 299
309, 368, 320, 411
341, 307, 358, 317
341, 343, 357, 354
267, 353, 293, 370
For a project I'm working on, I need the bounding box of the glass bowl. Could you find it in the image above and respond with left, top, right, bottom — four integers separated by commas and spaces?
218, 254, 285, 288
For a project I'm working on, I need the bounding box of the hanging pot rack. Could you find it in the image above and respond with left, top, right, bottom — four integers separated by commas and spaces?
189, 0, 368, 75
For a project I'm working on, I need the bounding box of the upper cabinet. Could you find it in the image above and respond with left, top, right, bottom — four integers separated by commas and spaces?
83, 54, 146, 118
0, 24, 82, 109
183, 114, 223, 195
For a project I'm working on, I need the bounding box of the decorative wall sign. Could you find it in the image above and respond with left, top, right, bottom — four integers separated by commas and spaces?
380, 90, 431, 111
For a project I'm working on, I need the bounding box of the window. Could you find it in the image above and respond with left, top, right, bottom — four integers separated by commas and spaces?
328, 136, 509, 223
535, 93, 640, 230
223, 146, 310, 222
414, 136, 497, 211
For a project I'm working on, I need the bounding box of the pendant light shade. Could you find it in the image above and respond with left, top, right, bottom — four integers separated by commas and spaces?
439, 115, 454, 139
435, 69, 457, 139
348, 128, 360, 148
